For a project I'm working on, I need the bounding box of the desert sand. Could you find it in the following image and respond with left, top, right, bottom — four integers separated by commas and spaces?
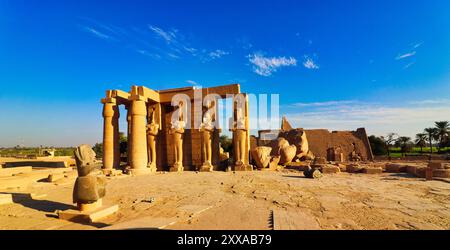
1, 168, 449, 230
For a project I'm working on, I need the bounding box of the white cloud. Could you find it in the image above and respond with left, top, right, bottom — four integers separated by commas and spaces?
248, 53, 297, 76
403, 61, 415, 69
284, 99, 450, 138
208, 49, 229, 59
83, 27, 112, 40
292, 100, 356, 107
186, 80, 199, 85
395, 51, 416, 60
413, 42, 424, 49
303, 56, 319, 69
148, 25, 176, 44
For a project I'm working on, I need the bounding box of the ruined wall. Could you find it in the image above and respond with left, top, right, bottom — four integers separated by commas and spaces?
259, 127, 373, 161
302, 128, 373, 161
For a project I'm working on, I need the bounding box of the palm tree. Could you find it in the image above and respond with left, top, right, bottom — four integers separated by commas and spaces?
397, 136, 412, 157
434, 121, 449, 153
380, 133, 397, 158
415, 133, 427, 153
424, 127, 438, 155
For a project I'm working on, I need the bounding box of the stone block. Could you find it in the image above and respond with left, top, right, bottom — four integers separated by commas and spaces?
432, 169, 450, 178
47, 173, 65, 182
57, 204, 119, 223
385, 163, 407, 173
415, 167, 427, 178
406, 165, 417, 175
321, 166, 341, 174
285, 161, 309, 171
346, 164, 363, 173
362, 167, 383, 174
0, 194, 13, 205
428, 162, 444, 170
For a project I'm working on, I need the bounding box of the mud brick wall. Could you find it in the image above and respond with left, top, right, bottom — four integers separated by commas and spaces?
304, 128, 373, 161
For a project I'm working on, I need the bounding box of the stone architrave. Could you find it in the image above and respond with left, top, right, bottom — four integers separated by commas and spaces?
199, 101, 216, 172
169, 101, 186, 172
146, 105, 159, 172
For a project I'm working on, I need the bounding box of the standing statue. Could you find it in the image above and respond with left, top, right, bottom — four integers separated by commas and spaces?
229, 96, 252, 171
199, 99, 216, 171
146, 106, 159, 172
169, 100, 186, 172
73, 144, 106, 211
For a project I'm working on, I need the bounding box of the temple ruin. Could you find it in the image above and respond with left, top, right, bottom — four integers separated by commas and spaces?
100, 84, 251, 175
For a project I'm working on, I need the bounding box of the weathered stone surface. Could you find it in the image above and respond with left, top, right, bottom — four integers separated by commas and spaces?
321, 166, 341, 174
428, 162, 444, 169
0, 166, 32, 177
432, 169, 450, 178
0, 194, 13, 205
251, 146, 272, 169
346, 164, 363, 173
385, 163, 407, 173
362, 167, 383, 174
304, 167, 323, 179
270, 138, 290, 156
279, 145, 296, 165
46, 173, 64, 183
269, 156, 281, 170
57, 204, 118, 223
313, 157, 327, 165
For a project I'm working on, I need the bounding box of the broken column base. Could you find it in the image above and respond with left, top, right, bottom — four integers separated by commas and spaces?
169, 163, 184, 172
57, 200, 118, 223
126, 168, 153, 176
198, 162, 213, 172
233, 164, 253, 171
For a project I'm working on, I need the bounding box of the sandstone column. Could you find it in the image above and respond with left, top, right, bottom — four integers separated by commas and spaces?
125, 104, 132, 167
102, 100, 120, 174
128, 99, 150, 175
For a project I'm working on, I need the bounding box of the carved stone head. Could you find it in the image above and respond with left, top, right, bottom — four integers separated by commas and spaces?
74, 144, 99, 177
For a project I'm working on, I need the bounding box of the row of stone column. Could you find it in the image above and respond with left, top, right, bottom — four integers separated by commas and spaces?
102, 99, 150, 175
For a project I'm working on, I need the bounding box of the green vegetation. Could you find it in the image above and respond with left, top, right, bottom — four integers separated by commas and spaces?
369, 120, 450, 157
219, 135, 233, 153
0, 147, 75, 157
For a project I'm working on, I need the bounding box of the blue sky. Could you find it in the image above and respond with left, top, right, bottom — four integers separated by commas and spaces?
1, 0, 450, 147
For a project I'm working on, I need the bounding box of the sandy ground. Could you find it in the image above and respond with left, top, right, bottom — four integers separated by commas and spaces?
0, 169, 449, 230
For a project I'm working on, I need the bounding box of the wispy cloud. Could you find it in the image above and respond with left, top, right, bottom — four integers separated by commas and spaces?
413, 42, 424, 49
291, 100, 357, 107
396, 51, 416, 60
208, 49, 229, 59
303, 55, 319, 69
248, 53, 297, 76
186, 80, 199, 85
148, 25, 177, 44
403, 61, 415, 69
83, 26, 113, 40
